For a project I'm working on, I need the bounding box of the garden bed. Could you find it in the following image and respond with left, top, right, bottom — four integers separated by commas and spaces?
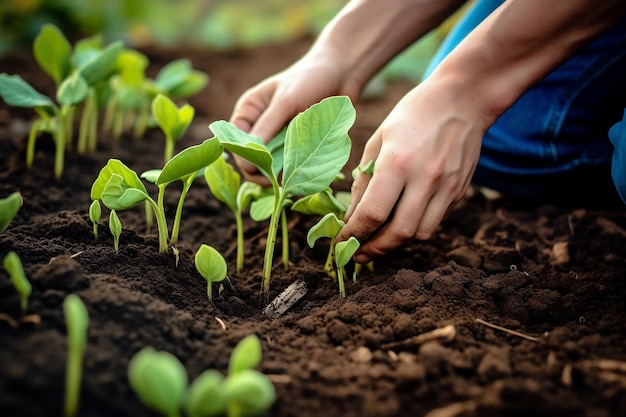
1, 38, 626, 417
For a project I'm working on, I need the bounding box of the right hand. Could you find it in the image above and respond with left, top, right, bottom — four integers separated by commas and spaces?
229, 55, 357, 184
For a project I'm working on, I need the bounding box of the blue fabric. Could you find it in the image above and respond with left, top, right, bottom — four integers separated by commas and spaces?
609, 110, 626, 203
423, 0, 626, 206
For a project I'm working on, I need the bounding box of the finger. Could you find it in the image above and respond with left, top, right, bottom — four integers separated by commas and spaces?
248, 96, 297, 143
229, 87, 270, 134
344, 130, 383, 220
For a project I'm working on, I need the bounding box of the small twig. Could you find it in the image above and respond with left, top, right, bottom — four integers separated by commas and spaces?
381, 324, 456, 350
474, 318, 541, 342
214, 317, 226, 331
49, 250, 84, 264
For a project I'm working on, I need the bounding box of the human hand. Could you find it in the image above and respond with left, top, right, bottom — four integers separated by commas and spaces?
336, 77, 488, 263
229, 55, 355, 184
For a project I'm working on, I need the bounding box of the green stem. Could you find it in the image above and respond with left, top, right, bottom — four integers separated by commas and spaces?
227, 402, 242, 417
144, 200, 153, 234
54, 114, 66, 180
112, 110, 123, 140
281, 207, 289, 270
77, 89, 96, 154
164, 135, 174, 163
334, 247, 346, 298
103, 96, 116, 135
64, 346, 83, 417
26, 121, 42, 168
133, 104, 149, 139
170, 180, 192, 245
262, 190, 285, 294
154, 188, 170, 253
88, 90, 99, 153
325, 237, 337, 279
235, 210, 245, 272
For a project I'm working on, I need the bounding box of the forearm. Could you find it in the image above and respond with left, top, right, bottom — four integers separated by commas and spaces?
308, 0, 467, 95
431, 0, 626, 126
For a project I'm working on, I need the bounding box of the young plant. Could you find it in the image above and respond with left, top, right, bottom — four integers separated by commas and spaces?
128, 347, 188, 417
91, 138, 223, 253
63, 294, 89, 417
307, 213, 360, 297
3, 251, 32, 313
209, 95, 356, 294
194, 244, 227, 299
109, 209, 122, 252
88, 199, 101, 238
0, 191, 22, 234
152, 93, 195, 163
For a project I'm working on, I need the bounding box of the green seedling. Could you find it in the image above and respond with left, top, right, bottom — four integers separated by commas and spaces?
91, 138, 223, 253
109, 209, 122, 252
210, 96, 356, 294
88, 199, 101, 238
194, 244, 227, 300
3, 251, 31, 313
0, 191, 22, 234
308, 213, 360, 297
152, 93, 195, 163
184, 370, 226, 417
63, 294, 89, 417
128, 347, 188, 417
204, 154, 265, 272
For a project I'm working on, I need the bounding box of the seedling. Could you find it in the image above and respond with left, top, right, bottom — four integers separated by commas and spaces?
130, 335, 274, 417
152, 93, 195, 163
194, 244, 227, 299
3, 251, 31, 313
91, 138, 223, 252
109, 209, 122, 252
307, 213, 360, 297
210, 95, 356, 294
0, 191, 22, 234
63, 294, 89, 417
88, 200, 101, 238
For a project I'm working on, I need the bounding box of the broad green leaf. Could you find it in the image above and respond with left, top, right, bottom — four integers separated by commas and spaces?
128, 347, 188, 417
291, 188, 346, 216
223, 370, 275, 415
228, 334, 262, 375
307, 213, 344, 248
101, 174, 150, 210
267, 127, 286, 177
91, 159, 148, 201
57, 72, 88, 106
140, 169, 161, 184
336, 237, 360, 269
185, 370, 226, 417
236, 181, 264, 212
72, 33, 103, 68
205, 155, 240, 212
250, 195, 275, 221
3, 251, 31, 312
151, 93, 178, 139
282, 96, 355, 196
157, 138, 223, 185
194, 244, 227, 299
78, 41, 123, 86
0, 191, 22, 234
33, 24, 71, 86
168, 71, 209, 99
154, 59, 193, 92
0, 73, 55, 114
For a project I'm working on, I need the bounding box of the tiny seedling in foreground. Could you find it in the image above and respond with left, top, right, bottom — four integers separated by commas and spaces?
194, 244, 227, 299
109, 209, 122, 252
152, 93, 195, 163
88, 200, 101, 238
210, 95, 356, 294
0, 191, 22, 234
3, 251, 32, 313
63, 294, 89, 417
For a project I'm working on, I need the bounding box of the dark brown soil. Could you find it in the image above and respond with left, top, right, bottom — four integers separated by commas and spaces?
1, 38, 626, 417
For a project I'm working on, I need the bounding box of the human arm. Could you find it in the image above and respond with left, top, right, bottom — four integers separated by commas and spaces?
337, 0, 626, 263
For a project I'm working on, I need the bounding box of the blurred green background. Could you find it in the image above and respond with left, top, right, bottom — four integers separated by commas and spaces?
1, 0, 465, 81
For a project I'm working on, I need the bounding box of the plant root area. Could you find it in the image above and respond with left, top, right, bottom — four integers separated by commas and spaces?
2, 39, 626, 417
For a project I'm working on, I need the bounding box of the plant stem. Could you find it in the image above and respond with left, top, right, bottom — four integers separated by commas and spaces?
154, 188, 170, 253
54, 115, 66, 180
235, 210, 245, 272
27, 120, 43, 168
169, 181, 191, 245
281, 207, 289, 270
64, 346, 82, 417
324, 237, 337, 279
77, 89, 96, 154
164, 134, 174, 163
262, 190, 285, 294
335, 250, 346, 298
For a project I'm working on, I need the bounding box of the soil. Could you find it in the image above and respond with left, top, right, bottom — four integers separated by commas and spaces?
2, 38, 626, 417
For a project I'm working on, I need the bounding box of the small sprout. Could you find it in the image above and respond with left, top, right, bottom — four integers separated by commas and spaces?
128, 347, 188, 417
63, 294, 89, 417
0, 191, 23, 234
185, 370, 226, 417
88, 200, 101, 238
3, 251, 32, 313
194, 244, 227, 300
109, 209, 122, 253
351, 159, 375, 179
152, 93, 195, 163
228, 334, 262, 375
224, 369, 275, 417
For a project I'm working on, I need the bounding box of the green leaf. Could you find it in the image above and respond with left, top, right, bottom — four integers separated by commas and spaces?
204, 155, 240, 212
168, 71, 209, 99
209, 120, 277, 184
140, 169, 161, 184
267, 127, 286, 178
228, 334, 262, 375
109, 209, 122, 251
171, 103, 194, 141
101, 174, 150, 211
33, 24, 71, 86
128, 347, 188, 417
63, 294, 89, 352
57, 72, 89, 106
157, 138, 223, 185
3, 251, 31, 312
282, 96, 355, 196
249, 195, 275, 221
336, 237, 360, 269
0, 73, 55, 114
291, 188, 346, 217
91, 159, 148, 201
0, 191, 23, 234
185, 370, 226, 417
154, 59, 194, 92
72, 33, 103, 68
306, 213, 344, 248
78, 41, 123, 86
236, 181, 264, 212
223, 370, 275, 415
115, 49, 149, 86
88, 200, 101, 223
194, 244, 227, 299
